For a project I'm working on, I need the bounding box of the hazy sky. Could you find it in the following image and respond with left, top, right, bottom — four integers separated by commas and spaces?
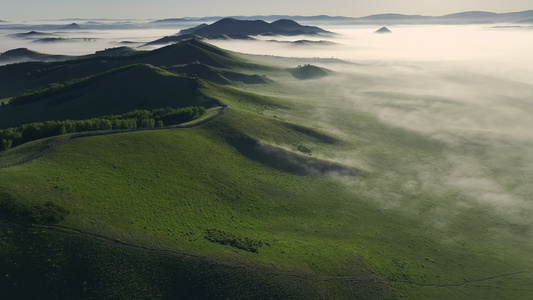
1, 0, 531, 21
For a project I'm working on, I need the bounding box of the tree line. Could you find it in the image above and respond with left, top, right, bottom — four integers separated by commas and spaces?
0, 106, 205, 151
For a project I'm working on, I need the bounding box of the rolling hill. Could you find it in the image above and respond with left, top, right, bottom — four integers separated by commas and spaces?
375, 27, 392, 34
145, 18, 333, 46
0, 39, 275, 151
0, 48, 72, 65
182, 18, 331, 36
0, 38, 270, 99
0, 64, 216, 128
8, 31, 54, 39
288, 64, 330, 80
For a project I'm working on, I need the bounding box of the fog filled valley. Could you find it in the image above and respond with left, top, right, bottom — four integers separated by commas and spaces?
218, 24, 533, 238
1, 17, 533, 299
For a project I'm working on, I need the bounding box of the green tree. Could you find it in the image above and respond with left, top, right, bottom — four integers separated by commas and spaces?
140, 118, 155, 128
1, 139, 13, 151
59, 125, 67, 135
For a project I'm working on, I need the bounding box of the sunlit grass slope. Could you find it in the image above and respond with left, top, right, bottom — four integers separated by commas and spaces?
2, 105, 533, 298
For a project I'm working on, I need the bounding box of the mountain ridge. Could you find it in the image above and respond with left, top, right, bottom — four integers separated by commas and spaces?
149, 10, 533, 25
181, 18, 331, 36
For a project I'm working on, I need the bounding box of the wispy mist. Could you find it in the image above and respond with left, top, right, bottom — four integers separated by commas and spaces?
2, 21, 533, 242
210, 24, 533, 237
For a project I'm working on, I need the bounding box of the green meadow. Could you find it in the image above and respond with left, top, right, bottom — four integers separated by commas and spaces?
1, 40, 532, 299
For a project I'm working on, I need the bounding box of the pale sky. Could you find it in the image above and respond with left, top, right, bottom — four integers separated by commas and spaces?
1, 0, 532, 21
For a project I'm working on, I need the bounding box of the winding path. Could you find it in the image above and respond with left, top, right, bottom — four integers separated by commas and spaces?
0, 102, 227, 169
16, 219, 533, 293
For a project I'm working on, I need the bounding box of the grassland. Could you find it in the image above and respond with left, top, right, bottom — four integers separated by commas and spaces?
1, 40, 532, 299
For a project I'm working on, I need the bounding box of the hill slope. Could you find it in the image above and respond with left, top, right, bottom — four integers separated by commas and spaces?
0, 48, 71, 65
0, 39, 271, 101
0, 64, 216, 128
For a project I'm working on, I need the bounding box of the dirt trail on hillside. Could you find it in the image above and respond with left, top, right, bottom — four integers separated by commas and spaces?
25, 220, 533, 292
0, 103, 227, 169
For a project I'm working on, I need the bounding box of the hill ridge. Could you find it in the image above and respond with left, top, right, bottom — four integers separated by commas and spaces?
0, 102, 228, 169
180, 17, 331, 37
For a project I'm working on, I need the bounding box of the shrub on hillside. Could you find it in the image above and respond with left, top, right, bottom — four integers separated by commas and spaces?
0, 190, 69, 224
205, 229, 263, 253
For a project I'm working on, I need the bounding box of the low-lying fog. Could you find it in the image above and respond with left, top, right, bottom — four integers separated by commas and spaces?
210, 24, 533, 234
0, 27, 180, 55
2, 21, 532, 236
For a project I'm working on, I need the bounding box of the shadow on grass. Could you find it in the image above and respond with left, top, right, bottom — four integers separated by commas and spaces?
227, 135, 362, 177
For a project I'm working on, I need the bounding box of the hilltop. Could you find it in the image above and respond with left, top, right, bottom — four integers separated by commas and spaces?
9, 31, 54, 39
147, 18, 331, 46
288, 64, 330, 80
0, 38, 268, 99
0, 64, 216, 129
183, 18, 330, 36
0, 48, 71, 64
375, 27, 392, 34
0, 39, 272, 129
60, 23, 82, 30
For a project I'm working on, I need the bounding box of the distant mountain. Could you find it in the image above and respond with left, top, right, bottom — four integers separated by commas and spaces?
0, 46, 132, 65
0, 48, 71, 64
182, 18, 331, 36
33, 37, 97, 43
83, 21, 104, 25
516, 18, 533, 23
291, 40, 336, 46
360, 10, 533, 24
9, 31, 54, 39
150, 18, 191, 24
60, 23, 82, 30
375, 27, 392, 34
440, 11, 499, 19
288, 64, 330, 80
359, 14, 431, 21
178, 23, 209, 34
145, 18, 331, 46
268, 39, 336, 46
500, 10, 533, 20
151, 15, 356, 24
148, 10, 533, 26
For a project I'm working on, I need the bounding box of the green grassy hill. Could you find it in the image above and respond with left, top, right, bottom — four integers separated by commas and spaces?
170, 63, 272, 85
0, 48, 72, 64
1, 39, 532, 299
2, 106, 532, 299
289, 64, 330, 80
0, 38, 269, 99
0, 64, 215, 128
